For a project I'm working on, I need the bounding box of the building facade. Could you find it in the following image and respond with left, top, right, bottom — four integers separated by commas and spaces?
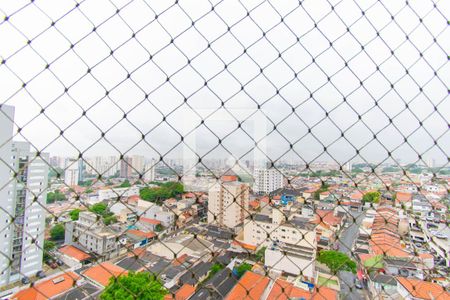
65, 211, 121, 260
253, 168, 283, 194
120, 156, 133, 178
207, 178, 249, 229
64, 160, 79, 186
131, 155, 145, 176
0, 105, 49, 286
144, 158, 156, 182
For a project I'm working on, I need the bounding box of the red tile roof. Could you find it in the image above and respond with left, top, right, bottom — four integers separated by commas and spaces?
127, 229, 156, 239
59, 245, 91, 262
266, 279, 338, 300
221, 175, 238, 182
83, 262, 127, 286
225, 271, 270, 300
175, 284, 195, 300
139, 217, 161, 225
314, 210, 343, 227
249, 200, 260, 209
12, 272, 80, 300
350, 192, 363, 200
396, 192, 412, 203
397, 277, 450, 300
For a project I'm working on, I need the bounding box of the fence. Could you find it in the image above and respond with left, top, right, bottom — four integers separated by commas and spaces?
0, 0, 449, 299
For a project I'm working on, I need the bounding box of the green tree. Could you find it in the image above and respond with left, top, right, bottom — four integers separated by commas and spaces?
50, 224, 65, 240
317, 250, 356, 274
314, 183, 329, 200
235, 263, 252, 278
119, 180, 131, 188
43, 240, 56, 262
46, 190, 66, 204
362, 191, 381, 204
101, 272, 167, 300
154, 224, 163, 232
69, 209, 81, 221
90, 203, 108, 215
255, 247, 266, 263
103, 215, 118, 225
210, 263, 223, 276
140, 182, 184, 203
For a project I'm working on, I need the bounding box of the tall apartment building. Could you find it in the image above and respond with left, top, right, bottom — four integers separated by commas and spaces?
0, 105, 49, 286
144, 158, 156, 182
78, 159, 85, 182
131, 155, 145, 176
120, 156, 133, 178
86, 156, 120, 177
207, 176, 249, 229
253, 168, 283, 194
64, 160, 79, 186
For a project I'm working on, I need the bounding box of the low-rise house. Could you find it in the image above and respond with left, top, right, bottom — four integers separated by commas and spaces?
147, 234, 213, 260
178, 261, 212, 286
65, 211, 123, 260
265, 241, 316, 280
12, 272, 80, 300
396, 277, 450, 300
225, 271, 270, 300
138, 217, 162, 231
58, 245, 91, 268
412, 198, 432, 217
111, 205, 138, 224
190, 268, 238, 300
243, 209, 316, 249
312, 209, 344, 245
125, 229, 156, 249
395, 192, 413, 208
137, 200, 176, 229
266, 278, 338, 300
52, 282, 100, 300
367, 273, 398, 299
174, 284, 195, 300
98, 186, 139, 201
83, 262, 127, 287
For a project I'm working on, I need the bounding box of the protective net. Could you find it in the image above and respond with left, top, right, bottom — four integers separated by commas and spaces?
0, 0, 449, 299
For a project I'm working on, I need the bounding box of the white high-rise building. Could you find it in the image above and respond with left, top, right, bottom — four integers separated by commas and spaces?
144, 158, 156, 182
131, 155, 145, 176
85, 156, 120, 177
207, 176, 249, 229
0, 105, 49, 286
253, 168, 283, 194
64, 160, 79, 186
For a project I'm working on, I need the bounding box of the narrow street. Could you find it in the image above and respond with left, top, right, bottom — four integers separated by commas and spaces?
338, 210, 367, 300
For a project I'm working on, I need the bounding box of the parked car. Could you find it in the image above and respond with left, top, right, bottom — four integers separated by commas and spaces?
56, 259, 64, 266
21, 276, 30, 284
434, 233, 447, 239
355, 279, 363, 289
46, 259, 58, 269
36, 271, 46, 279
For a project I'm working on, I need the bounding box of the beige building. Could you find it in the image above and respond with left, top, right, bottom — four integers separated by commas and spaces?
131, 155, 145, 175
207, 178, 249, 229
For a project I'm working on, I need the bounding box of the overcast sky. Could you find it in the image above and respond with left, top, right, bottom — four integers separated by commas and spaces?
0, 0, 448, 167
